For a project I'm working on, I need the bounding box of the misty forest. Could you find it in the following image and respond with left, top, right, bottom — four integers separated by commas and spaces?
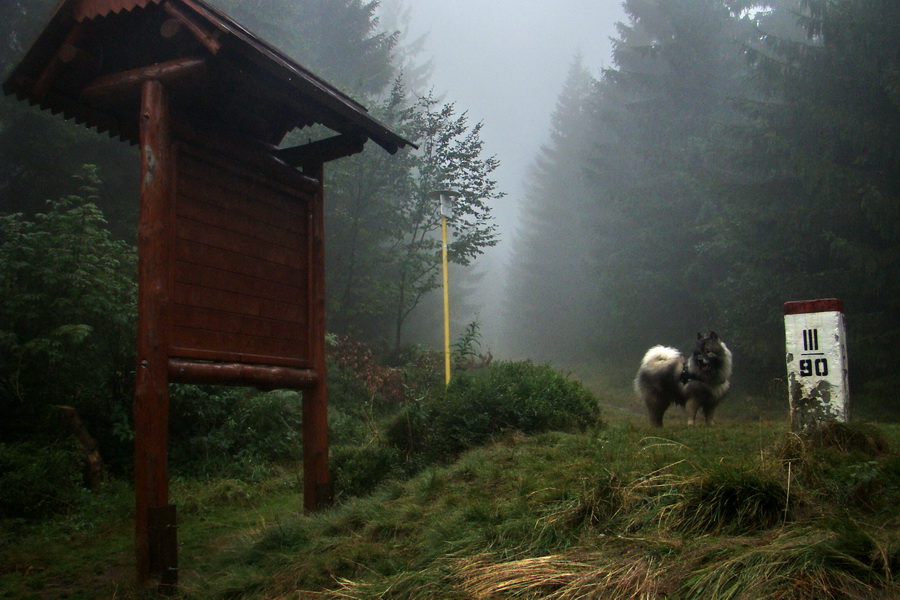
2, 0, 900, 598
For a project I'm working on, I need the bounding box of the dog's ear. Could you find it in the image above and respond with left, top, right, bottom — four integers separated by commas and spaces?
709, 331, 718, 340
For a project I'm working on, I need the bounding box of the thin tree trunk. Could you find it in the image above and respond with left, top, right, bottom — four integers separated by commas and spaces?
55, 405, 104, 489
395, 271, 406, 359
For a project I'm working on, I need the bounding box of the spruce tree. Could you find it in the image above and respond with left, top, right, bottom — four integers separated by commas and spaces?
718, 0, 900, 380
588, 0, 757, 356
505, 55, 598, 361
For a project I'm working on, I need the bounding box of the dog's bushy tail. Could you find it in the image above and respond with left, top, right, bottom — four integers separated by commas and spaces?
637, 346, 683, 375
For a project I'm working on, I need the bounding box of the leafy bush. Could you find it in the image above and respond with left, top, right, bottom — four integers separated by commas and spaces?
387, 361, 602, 464
0, 166, 137, 472
331, 443, 405, 500
168, 386, 303, 479
328, 335, 404, 407
328, 405, 375, 447
451, 320, 493, 369
397, 347, 444, 401
0, 441, 86, 518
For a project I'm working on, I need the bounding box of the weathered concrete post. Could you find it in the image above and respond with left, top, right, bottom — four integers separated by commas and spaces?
784, 299, 850, 432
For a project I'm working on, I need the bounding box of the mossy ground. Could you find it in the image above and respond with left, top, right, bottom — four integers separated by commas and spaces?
3, 416, 898, 599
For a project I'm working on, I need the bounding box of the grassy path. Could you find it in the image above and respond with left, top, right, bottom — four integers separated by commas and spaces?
3, 420, 898, 599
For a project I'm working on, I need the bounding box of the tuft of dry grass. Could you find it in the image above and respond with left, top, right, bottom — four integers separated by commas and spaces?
775, 421, 890, 463
452, 522, 900, 600
684, 525, 900, 600
454, 551, 668, 600
535, 470, 627, 533
614, 438, 794, 536
664, 467, 791, 534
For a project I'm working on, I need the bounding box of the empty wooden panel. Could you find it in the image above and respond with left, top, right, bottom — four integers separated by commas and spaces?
170, 144, 312, 367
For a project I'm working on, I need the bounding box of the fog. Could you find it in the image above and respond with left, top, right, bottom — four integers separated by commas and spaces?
399, 1, 626, 355
4, 0, 896, 388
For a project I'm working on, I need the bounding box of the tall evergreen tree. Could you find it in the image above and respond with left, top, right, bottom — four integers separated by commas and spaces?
378, 0, 435, 95
585, 0, 759, 356
712, 0, 900, 381
214, 0, 398, 96
505, 55, 599, 362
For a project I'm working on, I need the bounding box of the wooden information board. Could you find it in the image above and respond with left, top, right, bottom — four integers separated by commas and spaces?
171, 144, 315, 368
4, 0, 412, 588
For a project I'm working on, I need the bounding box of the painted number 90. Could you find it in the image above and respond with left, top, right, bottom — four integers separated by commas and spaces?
799, 358, 828, 377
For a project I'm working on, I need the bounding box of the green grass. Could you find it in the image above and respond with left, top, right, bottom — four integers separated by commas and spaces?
0, 479, 135, 600
2, 420, 899, 599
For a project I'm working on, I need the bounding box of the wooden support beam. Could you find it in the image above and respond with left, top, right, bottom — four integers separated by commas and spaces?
58, 43, 91, 66
55, 405, 104, 490
220, 59, 362, 146
32, 24, 84, 99
304, 161, 332, 511
134, 79, 175, 586
172, 120, 320, 193
147, 505, 178, 591
277, 134, 367, 167
162, 2, 222, 55
168, 359, 319, 389
81, 58, 207, 102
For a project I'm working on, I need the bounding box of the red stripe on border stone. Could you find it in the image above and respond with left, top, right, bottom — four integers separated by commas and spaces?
783, 298, 844, 315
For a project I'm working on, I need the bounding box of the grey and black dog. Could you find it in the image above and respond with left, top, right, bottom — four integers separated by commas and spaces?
634, 332, 733, 427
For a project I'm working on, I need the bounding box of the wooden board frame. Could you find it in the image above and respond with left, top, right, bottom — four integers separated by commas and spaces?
169, 142, 314, 370
5, 1, 414, 589
134, 81, 331, 586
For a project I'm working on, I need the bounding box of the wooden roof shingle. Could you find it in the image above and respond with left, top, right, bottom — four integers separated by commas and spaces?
3, 0, 414, 160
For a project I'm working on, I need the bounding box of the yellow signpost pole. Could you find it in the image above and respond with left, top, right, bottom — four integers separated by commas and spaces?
441, 212, 451, 386
434, 189, 460, 386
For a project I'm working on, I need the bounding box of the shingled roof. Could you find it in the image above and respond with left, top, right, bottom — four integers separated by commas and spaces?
3, 0, 414, 161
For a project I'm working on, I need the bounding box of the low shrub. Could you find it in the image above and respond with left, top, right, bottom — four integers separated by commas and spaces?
387, 361, 602, 464
331, 443, 405, 500
0, 440, 86, 518
670, 468, 790, 535
174, 478, 258, 514
329, 405, 376, 447
327, 335, 405, 412
806, 421, 889, 455
168, 386, 303, 479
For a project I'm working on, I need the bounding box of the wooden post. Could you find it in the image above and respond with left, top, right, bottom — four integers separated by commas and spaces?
134, 79, 175, 585
304, 161, 332, 511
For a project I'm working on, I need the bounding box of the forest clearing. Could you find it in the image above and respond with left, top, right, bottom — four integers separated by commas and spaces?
3, 0, 900, 597
2, 369, 898, 599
